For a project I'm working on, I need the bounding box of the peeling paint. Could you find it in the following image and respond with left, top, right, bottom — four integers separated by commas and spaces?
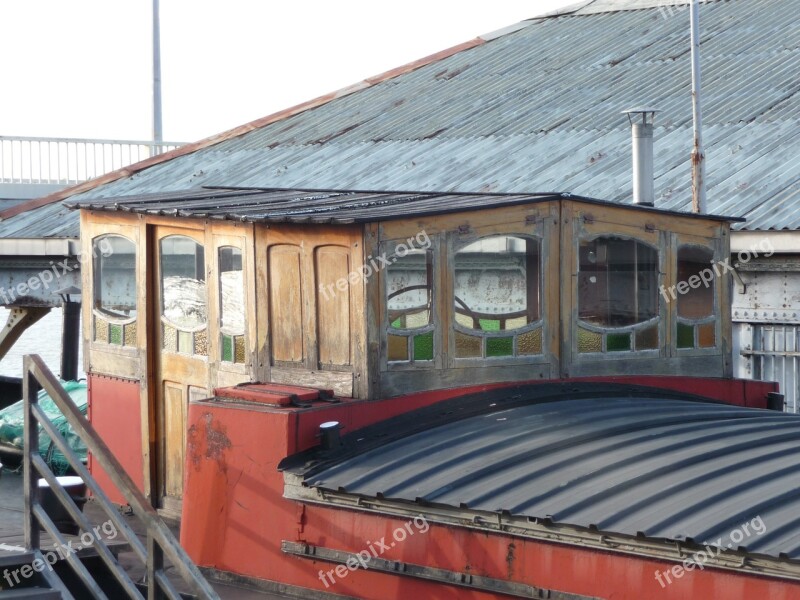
187, 412, 232, 472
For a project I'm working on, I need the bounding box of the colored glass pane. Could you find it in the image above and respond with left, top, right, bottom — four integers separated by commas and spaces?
234, 335, 246, 363
518, 328, 542, 355
194, 329, 208, 356
388, 335, 409, 361
455, 332, 482, 358
698, 323, 716, 348
95, 317, 109, 343
578, 328, 602, 353
124, 323, 137, 346
606, 332, 631, 352
222, 335, 233, 362
635, 325, 659, 350
677, 322, 695, 349
413, 332, 434, 361
486, 336, 513, 357
109, 323, 123, 345
162, 323, 177, 352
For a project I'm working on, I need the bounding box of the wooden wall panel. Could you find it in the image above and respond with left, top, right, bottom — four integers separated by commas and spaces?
268, 245, 304, 363
163, 381, 186, 499
315, 245, 351, 366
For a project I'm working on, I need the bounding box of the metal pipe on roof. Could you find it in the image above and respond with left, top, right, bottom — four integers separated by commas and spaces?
690, 0, 707, 214
152, 0, 163, 143
624, 108, 658, 207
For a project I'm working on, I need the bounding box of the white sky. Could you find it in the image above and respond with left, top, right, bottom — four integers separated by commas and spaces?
0, 1, 578, 143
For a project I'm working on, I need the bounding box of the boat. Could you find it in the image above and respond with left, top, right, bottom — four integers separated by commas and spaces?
52, 187, 800, 598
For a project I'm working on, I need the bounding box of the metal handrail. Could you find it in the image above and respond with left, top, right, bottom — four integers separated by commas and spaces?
23, 354, 219, 600
0, 136, 184, 185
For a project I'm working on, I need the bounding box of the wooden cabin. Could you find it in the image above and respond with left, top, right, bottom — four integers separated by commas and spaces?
71, 188, 737, 517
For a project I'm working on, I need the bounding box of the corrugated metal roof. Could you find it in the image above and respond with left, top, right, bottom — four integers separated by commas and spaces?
0, 200, 79, 240
13, 0, 800, 232
299, 387, 800, 561
66, 187, 741, 224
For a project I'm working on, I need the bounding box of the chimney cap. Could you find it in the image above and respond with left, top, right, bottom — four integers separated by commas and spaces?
622, 107, 659, 114
623, 107, 659, 125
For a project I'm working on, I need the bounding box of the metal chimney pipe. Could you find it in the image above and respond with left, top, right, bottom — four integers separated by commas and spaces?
152, 0, 163, 143
623, 108, 658, 207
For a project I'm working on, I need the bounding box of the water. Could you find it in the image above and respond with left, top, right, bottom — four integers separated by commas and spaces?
0, 307, 84, 379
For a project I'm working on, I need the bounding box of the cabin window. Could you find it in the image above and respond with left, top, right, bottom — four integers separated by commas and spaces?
218, 246, 245, 363
160, 236, 207, 357
577, 236, 659, 353
386, 248, 434, 363
453, 235, 543, 358
92, 235, 137, 346
676, 245, 716, 349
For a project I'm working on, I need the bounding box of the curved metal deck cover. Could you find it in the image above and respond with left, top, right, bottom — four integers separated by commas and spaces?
307, 395, 800, 560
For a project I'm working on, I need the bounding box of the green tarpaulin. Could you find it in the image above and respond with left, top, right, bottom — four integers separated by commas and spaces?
0, 381, 88, 475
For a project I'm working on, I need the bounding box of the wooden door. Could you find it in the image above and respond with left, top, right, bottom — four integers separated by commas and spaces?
153, 226, 209, 516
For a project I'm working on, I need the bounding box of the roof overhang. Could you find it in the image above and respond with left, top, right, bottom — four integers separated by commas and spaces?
66, 187, 743, 225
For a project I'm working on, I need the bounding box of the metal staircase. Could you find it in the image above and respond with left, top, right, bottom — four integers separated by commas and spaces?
2, 354, 219, 600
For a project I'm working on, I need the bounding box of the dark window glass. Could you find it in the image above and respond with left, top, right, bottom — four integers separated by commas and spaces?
579, 237, 658, 327
678, 246, 714, 320
93, 235, 136, 319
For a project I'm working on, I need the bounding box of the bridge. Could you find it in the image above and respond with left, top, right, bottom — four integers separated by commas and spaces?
0, 136, 183, 379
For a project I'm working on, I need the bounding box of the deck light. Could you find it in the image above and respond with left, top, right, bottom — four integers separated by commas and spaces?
319, 421, 343, 451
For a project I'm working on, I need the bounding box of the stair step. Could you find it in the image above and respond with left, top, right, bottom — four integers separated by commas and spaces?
0, 553, 36, 569
0, 588, 60, 599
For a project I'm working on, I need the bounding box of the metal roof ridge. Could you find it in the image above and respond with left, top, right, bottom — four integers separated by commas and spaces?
573, 0, 721, 15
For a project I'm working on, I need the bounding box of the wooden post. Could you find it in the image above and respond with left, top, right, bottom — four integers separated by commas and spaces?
22, 355, 40, 550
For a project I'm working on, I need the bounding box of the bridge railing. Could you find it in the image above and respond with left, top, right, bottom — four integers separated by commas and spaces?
0, 136, 184, 185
